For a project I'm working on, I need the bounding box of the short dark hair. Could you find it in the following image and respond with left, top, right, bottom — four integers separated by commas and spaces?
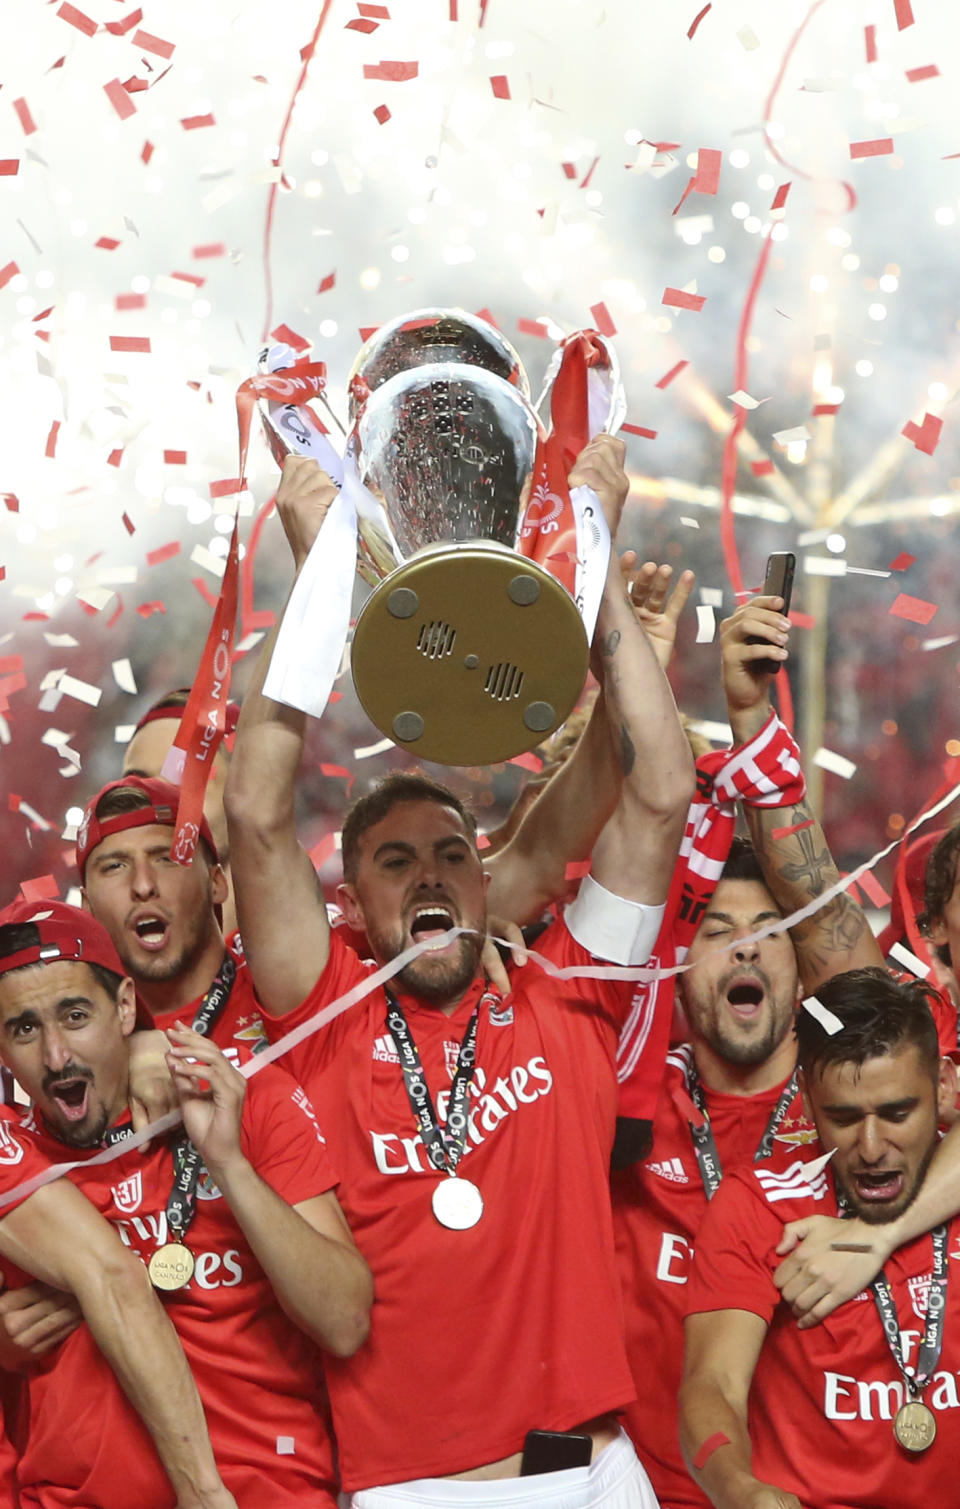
341, 772, 477, 883
919, 822, 960, 965
719, 836, 767, 886
0, 922, 124, 1001
95, 784, 216, 868
796, 967, 940, 1084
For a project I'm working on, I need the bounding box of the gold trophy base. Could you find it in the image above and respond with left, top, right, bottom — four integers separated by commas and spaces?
351, 542, 589, 766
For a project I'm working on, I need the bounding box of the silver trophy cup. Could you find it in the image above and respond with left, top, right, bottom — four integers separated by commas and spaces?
347, 309, 589, 766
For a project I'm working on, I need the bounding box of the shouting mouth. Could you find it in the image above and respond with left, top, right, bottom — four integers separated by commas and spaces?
725, 978, 765, 1021
132, 914, 169, 953
48, 1077, 91, 1124
852, 1169, 905, 1206
408, 904, 457, 951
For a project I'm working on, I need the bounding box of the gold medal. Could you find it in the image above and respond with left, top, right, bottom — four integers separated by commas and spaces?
148, 1241, 196, 1292
894, 1399, 937, 1453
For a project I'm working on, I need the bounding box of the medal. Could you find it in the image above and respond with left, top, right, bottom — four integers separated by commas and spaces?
432, 1177, 483, 1230
148, 1241, 196, 1292
894, 1399, 937, 1454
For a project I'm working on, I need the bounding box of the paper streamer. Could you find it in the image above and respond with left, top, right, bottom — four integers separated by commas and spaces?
802, 994, 844, 1034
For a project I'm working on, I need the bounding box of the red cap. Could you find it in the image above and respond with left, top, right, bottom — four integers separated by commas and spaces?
76, 776, 220, 880
876, 828, 946, 957
0, 898, 128, 980
133, 698, 240, 748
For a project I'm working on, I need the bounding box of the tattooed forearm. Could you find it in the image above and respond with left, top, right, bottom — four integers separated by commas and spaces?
618, 722, 636, 777
600, 628, 621, 659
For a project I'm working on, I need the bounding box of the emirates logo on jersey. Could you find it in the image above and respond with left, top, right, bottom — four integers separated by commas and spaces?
111, 1171, 143, 1213
908, 1271, 933, 1321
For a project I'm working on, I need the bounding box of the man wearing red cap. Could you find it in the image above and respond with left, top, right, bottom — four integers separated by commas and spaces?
0, 897, 371, 1509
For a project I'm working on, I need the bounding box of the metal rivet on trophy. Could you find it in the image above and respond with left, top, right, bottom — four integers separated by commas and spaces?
346, 308, 590, 767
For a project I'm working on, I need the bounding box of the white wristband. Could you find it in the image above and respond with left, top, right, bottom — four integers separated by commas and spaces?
564, 874, 666, 966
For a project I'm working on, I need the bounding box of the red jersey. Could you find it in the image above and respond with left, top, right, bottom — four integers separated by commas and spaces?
10, 1067, 339, 1509
148, 955, 270, 1062
686, 1141, 960, 1507
263, 919, 639, 1489
611, 1047, 815, 1506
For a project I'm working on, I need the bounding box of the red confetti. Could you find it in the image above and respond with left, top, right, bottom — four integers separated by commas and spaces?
20, 875, 59, 903
751, 459, 775, 477
373, 104, 391, 123
57, 2, 97, 35
122, 511, 135, 534
346, 17, 379, 30
560, 162, 577, 180
0, 161, 19, 177
894, 0, 914, 28
770, 181, 791, 211
95, 236, 121, 250
812, 402, 840, 416
906, 65, 939, 82
589, 301, 616, 337
771, 818, 816, 841
192, 242, 225, 258
132, 28, 175, 58
621, 423, 657, 439
2, 494, 19, 513
687, 2, 711, 37
363, 60, 418, 80
13, 99, 37, 136
109, 335, 151, 352
656, 359, 689, 389
474, 307, 499, 328
309, 832, 336, 870
663, 287, 706, 311
864, 23, 877, 62
146, 541, 181, 566
0, 262, 20, 290
192, 577, 219, 609
857, 868, 891, 908
105, 8, 142, 35
489, 74, 511, 99
359, 3, 390, 14
270, 323, 310, 353
673, 146, 721, 214
580, 156, 600, 189
122, 76, 150, 95
108, 449, 125, 470
902, 411, 942, 454
140, 140, 154, 163
889, 551, 915, 572
890, 593, 938, 625
358, 325, 379, 341
137, 601, 167, 618
317, 272, 336, 293
44, 420, 60, 459
163, 449, 186, 465
104, 79, 136, 119
181, 113, 215, 130
210, 478, 244, 499
115, 292, 145, 310
508, 752, 543, 774
849, 138, 894, 159
516, 317, 549, 338
565, 860, 591, 882
170, 270, 205, 287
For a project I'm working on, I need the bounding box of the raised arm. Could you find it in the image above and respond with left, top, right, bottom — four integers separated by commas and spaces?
720, 594, 883, 990
0, 1179, 234, 1509
679, 1310, 798, 1509
225, 457, 338, 1017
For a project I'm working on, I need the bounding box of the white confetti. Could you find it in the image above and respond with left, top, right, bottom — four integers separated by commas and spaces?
813, 747, 857, 780
888, 941, 931, 979
845, 567, 890, 578
77, 587, 115, 612
773, 425, 812, 445
112, 659, 137, 695
737, 23, 760, 49
728, 389, 765, 409
58, 674, 102, 708
679, 516, 700, 529
276, 1437, 296, 1456
922, 634, 960, 651
700, 587, 724, 607
43, 633, 79, 648
354, 737, 394, 759
803, 556, 847, 577
802, 995, 844, 1034
235, 631, 265, 654
696, 604, 716, 643
39, 670, 65, 693
115, 725, 136, 744
797, 527, 831, 546
190, 544, 227, 579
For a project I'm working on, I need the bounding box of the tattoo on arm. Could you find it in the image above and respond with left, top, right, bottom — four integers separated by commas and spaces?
618, 723, 636, 778
601, 629, 621, 659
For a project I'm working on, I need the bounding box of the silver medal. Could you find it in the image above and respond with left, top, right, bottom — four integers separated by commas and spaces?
432, 1177, 483, 1230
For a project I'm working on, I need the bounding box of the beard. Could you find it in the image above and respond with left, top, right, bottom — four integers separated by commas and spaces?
832, 1141, 936, 1226
118, 890, 218, 985
683, 966, 796, 1068
368, 923, 483, 1007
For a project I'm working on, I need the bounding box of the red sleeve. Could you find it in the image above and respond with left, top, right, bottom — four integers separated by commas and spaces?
685, 1170, 782, 1324
0, 1119, 54, 1223
529, 916, 638, 1033
241, 1064, 339, 1204
929, 982, 958, 1057
260, 928, 372, 1086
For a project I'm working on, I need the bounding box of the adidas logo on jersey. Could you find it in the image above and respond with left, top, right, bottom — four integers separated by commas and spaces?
645, 1157, 690, 1185
372, 1034, 401, 1065
754, 1155, 830, 1205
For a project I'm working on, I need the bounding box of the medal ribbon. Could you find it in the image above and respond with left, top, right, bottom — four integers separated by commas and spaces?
673, 1066, 799, 1201
870, 1225, 948, 1400
384, 988, 481, 1177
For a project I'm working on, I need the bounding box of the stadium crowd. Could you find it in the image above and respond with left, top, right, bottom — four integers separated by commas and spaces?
0, 436, 958, 1509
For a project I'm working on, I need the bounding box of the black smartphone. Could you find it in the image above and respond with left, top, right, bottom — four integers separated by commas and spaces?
520, 1429, 593, 1476
747, 551, 795, 676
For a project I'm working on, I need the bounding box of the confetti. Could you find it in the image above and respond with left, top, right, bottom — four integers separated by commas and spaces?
95, 237, 121, 251
894, 0, 914, 28
773, 425, 811, 445
132, 29, 175, 59
589, 301, 616, 336
902, 412, 942, 454
44, 420, 60, 459
865, 23, 878, 62
751, 459, 775, 477
663, 287, 705, 312
889, 551, 915, 572
813, 747, 857, 780
621, 423, 657, 438
77, 587, 115, 611
771, 818, 816, 841
889, 941, 929, 978
163, 450, 186, 465
728, 390, 764, 409
20, 876, 59, 904
922, 634, 959, 651
655, 359, 688, 389
109, 336, 151, 353
804, 556, 846, 577
317, 272, 336, 293
112, 659, 137, 694
0, 162, 19, 177
13, 100, 37, 136
687, 2, 711, 38
490, 76, 510, 99
59, 674, 102, 707
857, 869, 891, 909
0, 262, 20, 290
696, 605, 715, 643
115, 292, 145, 310
673, 146, 721, 214
347, 16, 380, 31
137, 601, 166, 617
737, 24, 759, 49
890, 593, 938, 625
363, 61, 418, 81
516, 317, 549, 337
770, 182, 791, 212
108, 449, 125, 468
121, 512, 135, 534
146, 541, 181, 567
355, 737, 393, 759
906, 65, 939, 83
803, 995, 844, 1034
57, 2, 97, 35
103, 80, 136, 120
104, 7, 142, 34
680, 516, 700, 529
699, 587, 724, 608
181, 114, 216, 130
849, 138, 894, 159
190, 544, 226, 579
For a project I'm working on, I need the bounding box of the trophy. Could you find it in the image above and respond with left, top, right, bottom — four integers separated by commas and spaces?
250, 309, 623, 768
